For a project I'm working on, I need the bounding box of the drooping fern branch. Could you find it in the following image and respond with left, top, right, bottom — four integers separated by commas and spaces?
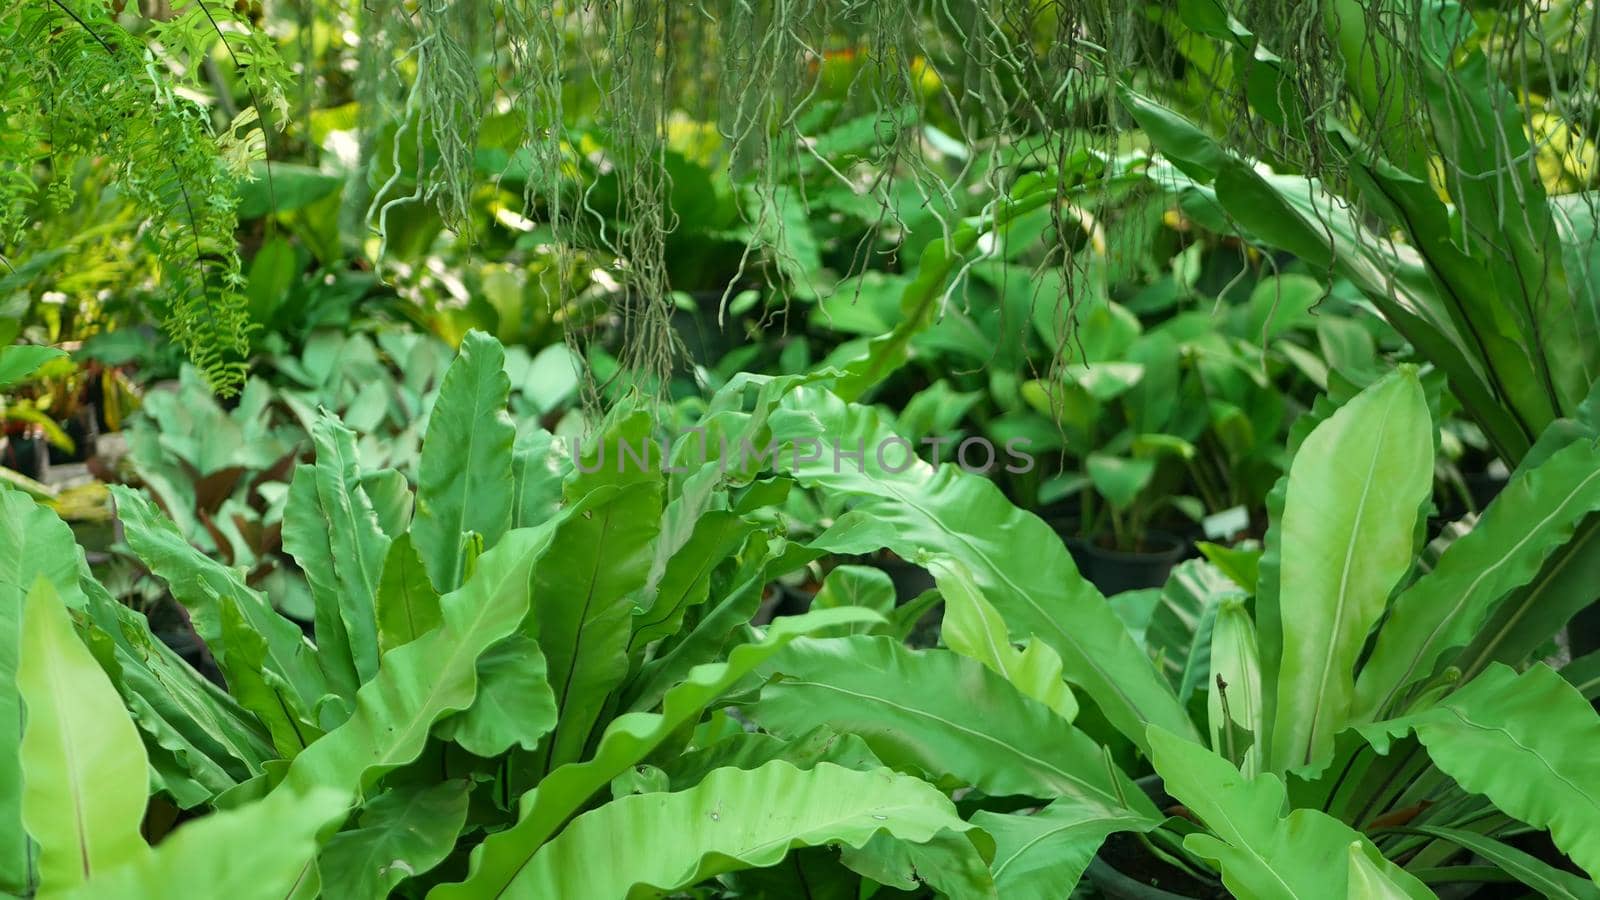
0, 0, 286, 395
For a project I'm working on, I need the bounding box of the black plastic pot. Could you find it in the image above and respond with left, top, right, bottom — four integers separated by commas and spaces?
1063, 531, 1188, 596
1, 433, 48, 481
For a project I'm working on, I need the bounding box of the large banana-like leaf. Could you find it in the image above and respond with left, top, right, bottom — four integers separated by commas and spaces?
1270, 368, 1433, 773
751, 636, 1152, 817
1355, 437, 1600, 718
412, 330, 516, 593
281, 413, 391, 691
1147, 727, 1432, 900
319, 781, 471, 900
429, 607, 879, 900
0, 489, 88, 893
18, 579, 149, 894
278, 520, 565, 801
52, 787, 347, 900
932, 559, 1076, 721
491, 761, 985, 899
526, 412, 662, 775
1360, 663, 1600, 879
768, 385, 1195, 751
971, 796, 1158, 900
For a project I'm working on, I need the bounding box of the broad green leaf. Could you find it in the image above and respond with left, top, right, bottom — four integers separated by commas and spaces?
435, 635, 557, 757
1360, 664, 1600, 879
1563, 650, 1600, 700
1410, 826, 1600, 900
19, 579, 149, 894
413, 330, 516, 593
509, 425, 568, 530
219, 595, 324, 757
112, 486, 326, 714
298, 413, 390, 685
1086, 454, 1155, 511
933, 559, 1076, 721
430, 607, 880, 900
752, 636, 1153, 816
279, 520, 565, 801
492, 761, 984, 898
808, 564, 896, 637
54, 787, 347, 900
528, 413, 662, 774
0, 490, 85, 893
1147, 727, 1431, 900
73, 572, 274, 803
1345, 841, 1420, 899
629, 510, 759, 651
0, 345, 67, 390
320, 781, 471, 900
1208, 597, 1262, 775
374, 534, 442, 654
1355, 437, 1600, 718
770, 385, 1195, 751
972, 796, 1158, 900
1270, 368, 1433, 773
1454, 517, 1600, 679
652, 727, 881, 791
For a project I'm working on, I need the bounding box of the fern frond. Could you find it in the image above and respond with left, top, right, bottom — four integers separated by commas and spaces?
0, 0, 287, 396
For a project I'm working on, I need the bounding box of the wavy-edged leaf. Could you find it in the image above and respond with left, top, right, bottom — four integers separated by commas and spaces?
413, 330, 516, 593
19, 579, 149, 894
1270, 368, 1433, 773
112, 486, 326, 714
510, 425, 568, 530
320, 781, 470, 900
752, 636, 1153, 816
528, 412, 662, 774
429, 607, 880, 900
280, 413, 390, 689
770, 385, 1195, 751
1147, 727, 1432, 900
54, 787, 347, 900
971, 796, 1158, 900
628, 509, 759, 651
374, 534, 441, 654
278, 520, 565, 802
75, 572, 273, 805
478, 761, 984, 898
1357, 437, 1600, 718
1360, 664, 1600, 879
436, 634, 557, 757
652, 727, 881, 791
934, 560, 1076, 721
